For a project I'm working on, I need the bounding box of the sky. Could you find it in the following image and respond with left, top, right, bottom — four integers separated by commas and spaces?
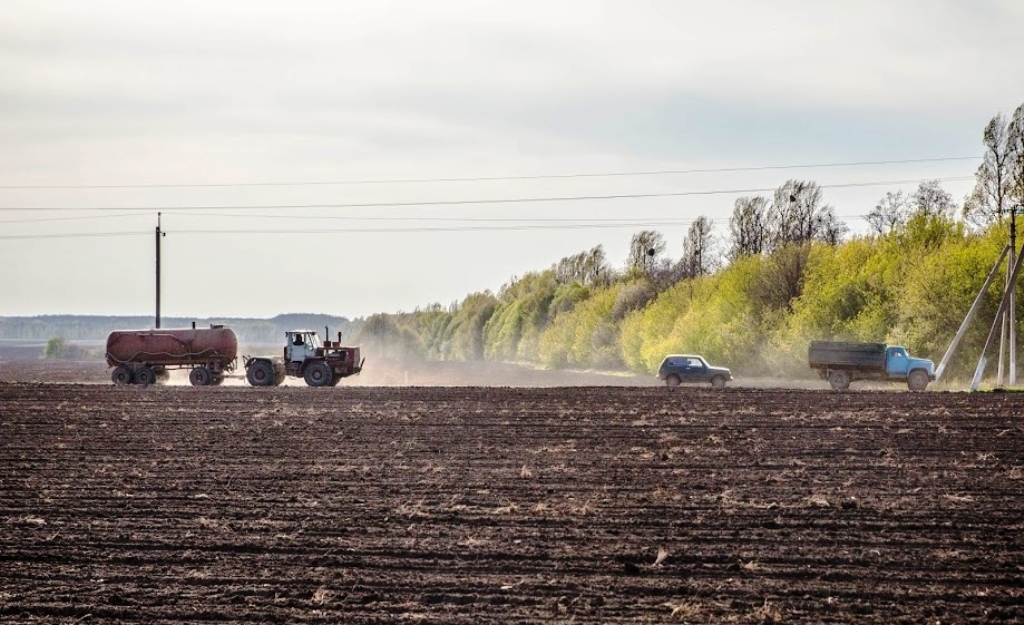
1, 0, 1023, 320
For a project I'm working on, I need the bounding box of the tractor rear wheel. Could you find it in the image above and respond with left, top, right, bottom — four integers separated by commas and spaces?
304, 361, 333, 387
112, 365, 133, 386
135, 366, 156, 386
189, 366, 212, 387
246, 360, 276, 387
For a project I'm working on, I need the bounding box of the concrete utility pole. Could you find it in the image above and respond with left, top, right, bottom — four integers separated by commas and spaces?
155, 212, 165, 329
935, 245, 1009, 381
1012, 206, 1019, 385
972, 242, 1024, 391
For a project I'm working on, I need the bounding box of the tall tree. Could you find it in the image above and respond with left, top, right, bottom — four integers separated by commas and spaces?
963, 113, 1014, 227
627, 230, 666, 276
767, 180, 847, 249
910, 180, 957, 219
680, 215, 716, 278
1009, 102, 1024, 207
866, 190, 910, 234
729, 196, 769, 259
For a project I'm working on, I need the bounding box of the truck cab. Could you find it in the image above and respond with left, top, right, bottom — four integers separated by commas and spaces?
885, 346, 936, 383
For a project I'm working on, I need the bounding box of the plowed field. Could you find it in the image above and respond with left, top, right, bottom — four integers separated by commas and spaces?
2, 383, 1023, 623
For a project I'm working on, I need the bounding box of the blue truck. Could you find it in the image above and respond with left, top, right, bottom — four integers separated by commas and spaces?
808, 341, 935, 391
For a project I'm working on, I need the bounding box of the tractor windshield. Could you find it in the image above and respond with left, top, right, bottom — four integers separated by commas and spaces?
306, 333, 323, 349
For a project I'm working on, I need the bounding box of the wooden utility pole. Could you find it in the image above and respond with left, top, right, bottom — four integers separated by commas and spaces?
155, 212, 165, 329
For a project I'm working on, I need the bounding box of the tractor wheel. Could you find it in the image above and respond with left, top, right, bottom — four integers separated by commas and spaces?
112, 365, 134, 386
304, 361, 333, 387
711, 375, 727, 390
665, 374, 681, 389
135, 366, 156, 386
189, 366, 212, 387
907, 369, 930, 392
210, 375, 225, 386
828, 369, 851, 391
246, 360, 276, 387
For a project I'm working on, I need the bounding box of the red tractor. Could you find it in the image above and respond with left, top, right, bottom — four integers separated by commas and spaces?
244, 328, 362, 387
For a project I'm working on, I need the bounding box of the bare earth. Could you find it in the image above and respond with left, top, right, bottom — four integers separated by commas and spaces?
2, 362, 1023, 623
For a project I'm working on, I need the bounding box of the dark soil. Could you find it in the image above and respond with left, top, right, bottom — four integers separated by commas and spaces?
2, 380, 1023, 623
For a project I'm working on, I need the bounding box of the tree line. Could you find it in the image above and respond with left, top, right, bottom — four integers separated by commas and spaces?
357, 102, 1024, 381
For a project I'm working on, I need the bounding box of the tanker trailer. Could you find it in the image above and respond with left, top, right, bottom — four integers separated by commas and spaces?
106, 324, 238, 386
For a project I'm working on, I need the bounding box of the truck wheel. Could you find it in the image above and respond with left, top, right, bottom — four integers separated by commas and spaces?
246, 360, 276, 387
304, 361, 333, 387
908, 369, 929, 391
112, 365, 134, 386
711, 375, 727, 390
135, 366, 156, 386
189, 366, 212, 387
665, 374, 681, 388
828, 369, 850, 391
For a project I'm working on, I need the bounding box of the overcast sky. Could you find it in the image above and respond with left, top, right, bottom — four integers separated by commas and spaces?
1, 0, 1023, 320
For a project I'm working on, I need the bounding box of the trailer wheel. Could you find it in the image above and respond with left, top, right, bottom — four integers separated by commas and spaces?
304, 361, 333, 387
135, 366, 156, 386
111, 365, 133, 386
665, 374, 681, 388
907, 369, 929, 392
828, 369, 850, 391
246, 360, 276, 387
711, 375, 727, 390
189, 366, 213, 387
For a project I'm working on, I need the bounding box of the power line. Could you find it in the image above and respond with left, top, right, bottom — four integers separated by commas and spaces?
0, 175, 976, 212
0, 231, 148, 240
0, 212, 142, 225
0, 156, 981, 190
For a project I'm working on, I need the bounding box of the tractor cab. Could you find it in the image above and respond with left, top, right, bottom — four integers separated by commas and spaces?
285, 330, 322, 363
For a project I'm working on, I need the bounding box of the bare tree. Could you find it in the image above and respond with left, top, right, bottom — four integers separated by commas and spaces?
729, 196, 769, 259
583, 245, 609, 285
910, 180, 957, 219
680, 215, 717, 278
963, 113, 1014, 227
627, 230, 666, 275
768, 180, 847, 249
554, 245, 609, 286
866, 190, 910, 234
1009, 102, 1024, 207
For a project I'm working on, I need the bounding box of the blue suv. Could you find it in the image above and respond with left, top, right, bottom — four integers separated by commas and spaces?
658, 354, 732, 389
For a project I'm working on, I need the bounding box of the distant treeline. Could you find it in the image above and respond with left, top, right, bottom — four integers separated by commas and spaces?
357, 104, 1024, 382
0, 314, 361, 345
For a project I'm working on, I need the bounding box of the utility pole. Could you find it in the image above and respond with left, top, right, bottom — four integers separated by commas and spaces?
155, 212, 165, 329
1011, 205, 1019, 385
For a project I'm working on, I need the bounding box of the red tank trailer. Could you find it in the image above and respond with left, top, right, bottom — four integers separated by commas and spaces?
106, 325, 238, 386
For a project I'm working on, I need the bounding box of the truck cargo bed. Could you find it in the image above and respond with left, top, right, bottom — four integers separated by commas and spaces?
808, 341, 886, 370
